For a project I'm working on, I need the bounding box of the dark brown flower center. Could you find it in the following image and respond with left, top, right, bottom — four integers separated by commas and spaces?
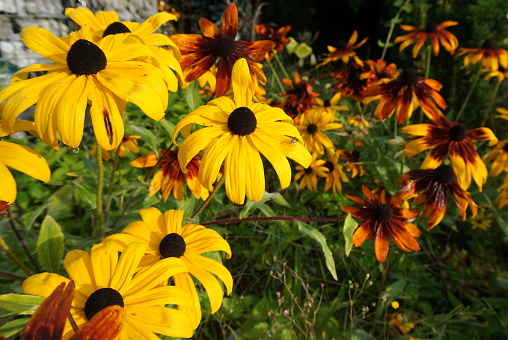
323, 99, 331, 107
159, 233, 186, 258
352, 150, 360, 159
67, 39, 107, 75
482, 39, 494, 49
373, 204, 392, 222
448, 124, 467, 142
307, 123, 318, 134
336, 39, 347, 49
503, 143, 508, 152
324, 161, 334, 172
103, 22, 131, 37
84, 288, 124, 321
399, 69, 419, 86
434, 165, 455, 184
304, 167, 313, 174
228, 107, 257, 136
214, 36, 236, 57
378, 72, 388, 79
425, 22, 437, 33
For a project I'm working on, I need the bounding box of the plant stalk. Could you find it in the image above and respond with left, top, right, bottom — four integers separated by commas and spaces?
481, 79, 501, 127
455, 67, 482, 122
96, 145, 104, 239
191, 174, 226, 219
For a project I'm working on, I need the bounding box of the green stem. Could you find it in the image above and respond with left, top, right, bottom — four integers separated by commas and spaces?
481, 80, 501, 127
96, 145, 104, 239
424, 45, 432, 79
455, 67, 482, 122
105, 149, 121, 219
7, 210, 40, 273
191, 174, 225, 219
0, 236, 32, 276
273, 51, 291, 84
381, 0, 411, 61
267, 57, 285, 93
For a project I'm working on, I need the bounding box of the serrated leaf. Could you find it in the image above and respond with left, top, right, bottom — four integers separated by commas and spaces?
296, 221, 338, 281
240, 192, 283, 219
343, 214, 358, 256
130, 125, 160, 158
37, 215, 64, 273
0, 294, 45, 315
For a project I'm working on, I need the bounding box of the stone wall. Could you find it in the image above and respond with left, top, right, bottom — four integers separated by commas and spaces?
0, 0, 158, 81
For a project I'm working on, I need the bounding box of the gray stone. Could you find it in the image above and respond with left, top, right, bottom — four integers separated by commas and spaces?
0, 0, 17, 14
0, 17, 13, 37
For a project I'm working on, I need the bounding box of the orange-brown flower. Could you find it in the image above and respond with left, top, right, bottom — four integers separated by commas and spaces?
496, 174, 508, 209
485, 140, 508, 177
484, 65, 508, 82
318, 30, 368, 67
402, 113, 498, 191
278, 71, 319, 117
130, 149, 209, 202
456, 39, 508, 71
360, 59, 399, 87
171, 3, 275, 97
394, 21, 459, 58
255, 23, 291, 61
341, 185, 421, 262
339, 148, 366, 178
362, 69, 447, 124
333, 62, 368, 101
395, 165, 477, 230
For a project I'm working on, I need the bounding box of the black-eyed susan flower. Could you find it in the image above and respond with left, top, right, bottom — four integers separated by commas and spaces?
496, 174, 508, 209
323, 150, 349, 194
279, 71, 319, 117
130, 148, 209, 202
340, 185, 421, 262
318, 30, 368, 67
456, 39, 508, 71
339, 148, 366, 178
485, 140, 508, 177
296, 109, 342, 155
484, 65, 508, 82
395, 165, 477, 230
294, 153, 329, 191
495, 107, 508, 120
333, 62, 368, 101
173, 58, 312, 205
394, 21, 459, 58
347, 115, 370, 130
22, 242, 194, 339
255, 23, 292, 61
171, 3, 275, 97
390, 313, 415, 336
402, 113, 497, 191
362, 69, 447, 124
22, 281, 123, 340
0, 26, 168, 151
104, 208, 232, 329
470, 205, 494, 231
0, 141, 51, 204
310, 93, 349, 116
65, 7, 183, 91
92, 134, 141, 161
360, 59, 399, 87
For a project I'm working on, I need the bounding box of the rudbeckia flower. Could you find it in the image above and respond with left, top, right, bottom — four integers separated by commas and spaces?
318, 30, 368, 67
339, 148, 366, 178
173, 58, 312, 205
130, 148, 209, 202
456, 39, 508, 71
346, 116, 370, 129
64, 7, 183, 91
394, 21, 459, 58
362, 69, 447, 125
402, 112, 497, 191
360, 59, 399, 87
0, 26, 168, 151
340, 185, 421, 262
296, 109, 343, 155
495, 107, 508, 120
0, 141, 51, 204
22, 281, 123, 340
485, 140, 508, 177
22, 242, 194, 339
496, 174, 508, 209
395, 165, 477, 230
323, 150, 349, 194
333, 62, 368, 101
484, 65, 508, 82
294, 153, 329, 191
310, 93, 349, 116
171, 3, 275, 97
279, 71, 319, 117
92, 134, 141, 161
104, 208, 232, 329
255, 23, 292, 61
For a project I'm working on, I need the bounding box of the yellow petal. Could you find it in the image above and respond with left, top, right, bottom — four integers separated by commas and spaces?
174, 272, 202, 330
0, 141, 51, 182
126, 306, 193, 338
232, 58, 253, 107
110, 242, 147, 293
91, 242, 119, 289
224, 137, 246, 204
164, 209, 184, 235
0, 163, 16, 203
133, 12, 177, 37
20, 26, 69, 64
65, 7, 102, 30
198, 133, 235, 190
244, 136, 265, 203
139, 207, 167, 234
22, 273, 70, 298
63, 249, 97, 298
95, 11, 120, 28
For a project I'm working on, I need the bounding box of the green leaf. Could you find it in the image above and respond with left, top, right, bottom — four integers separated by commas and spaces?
382, 278, 407, 301
296, 221, 338, 281
184, 80, 202, 111
130, 125, 160, 158
46, 185, 75, 219
178, 195, 196, 224
343, 213, 358, 256
240, 192, 287, 219
74, 182, 97, 210
24, 200, 53, 232
0, 317, 29, 337
0, 294, 45, 315
159, 118, 176, 141
37, 215, 64, 273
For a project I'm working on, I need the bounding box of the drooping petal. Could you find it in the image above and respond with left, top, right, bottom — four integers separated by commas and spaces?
20, 26, 69, 64
22, 273, 71, 299
0, 141, 51, 183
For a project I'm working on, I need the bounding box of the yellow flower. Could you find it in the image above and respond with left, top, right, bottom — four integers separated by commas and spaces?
173, 58, 311, 204
104, 208, 232, 329
495, 107, 508, 120
65, 7, 183, 90
347, 116, 369, 129
0, 141, 51, 203
22, 242, 194, 339
294, 153, 329, 190
294, 42, 313, 59
0, 26, 168, 151
92, 134, 141, 161
323, 150, 349, 194
391, 301, 400, 309
496, 173, 508, 210
296, 109, 342, 156
485, 140, 508, 177
310, 93, 349, 117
